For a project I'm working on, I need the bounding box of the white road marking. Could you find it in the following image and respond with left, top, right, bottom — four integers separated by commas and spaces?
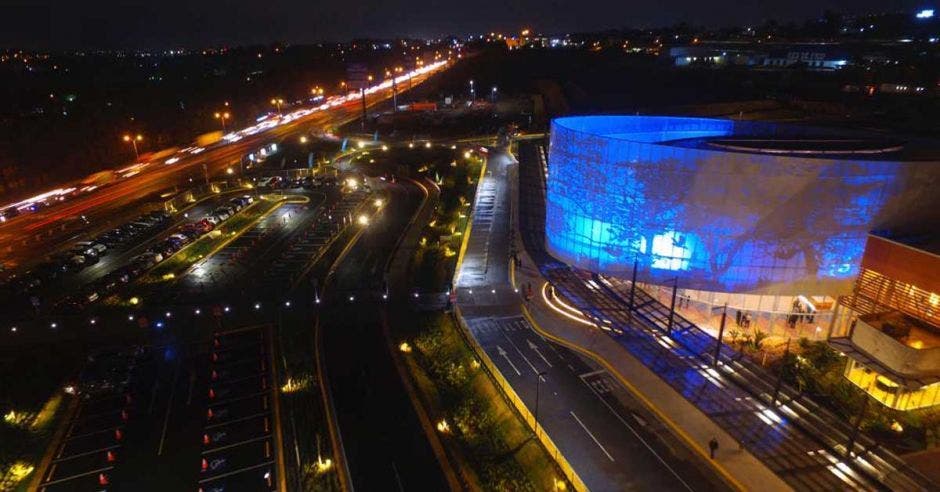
496, 345, 522, 376
570, 410, 614, 462
527, 339, 553, 367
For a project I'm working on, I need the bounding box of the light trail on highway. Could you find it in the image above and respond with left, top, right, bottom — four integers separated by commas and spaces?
0, 60, 450, 268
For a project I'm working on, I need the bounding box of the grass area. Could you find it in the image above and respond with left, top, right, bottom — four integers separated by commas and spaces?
147, 196, 287, 280
398, 312, 568, 491
769, 339, 940, 454
1, 391, 70, 491
275, 223, 363, 492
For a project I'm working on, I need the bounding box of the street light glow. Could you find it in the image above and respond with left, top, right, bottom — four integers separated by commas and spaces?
357, 214, 370, 226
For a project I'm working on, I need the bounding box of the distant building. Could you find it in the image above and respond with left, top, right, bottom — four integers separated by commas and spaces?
762, 44, 849, 70
668, 46, 766, 67
828, 234, 940, 410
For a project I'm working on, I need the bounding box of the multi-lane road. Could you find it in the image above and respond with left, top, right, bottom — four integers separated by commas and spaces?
0, 61, 447, 271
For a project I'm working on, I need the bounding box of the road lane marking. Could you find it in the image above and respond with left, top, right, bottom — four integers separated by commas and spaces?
570, 411, 614, 462
157, 361, 182, 455
203, 434, 272, 455
579, 377, 695, 491
527, 339, 553, 367
205, 411, 270, 430
578, 369, 606, 379
41, 465, 114, 487
62, 425, 123, 441
186, 372, 196, 405
198, 460, 274, 484
495, 345, 522, 376
53, 444, 121, 463
500, 330, 545, 379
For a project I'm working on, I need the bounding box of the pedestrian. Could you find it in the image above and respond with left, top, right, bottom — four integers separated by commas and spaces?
709, 437, 719, 459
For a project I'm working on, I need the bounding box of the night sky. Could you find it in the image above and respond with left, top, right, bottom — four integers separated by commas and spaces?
0, 0, 928, 49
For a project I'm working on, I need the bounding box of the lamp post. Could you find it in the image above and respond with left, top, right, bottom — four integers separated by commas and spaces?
469, 79, 475, 101
214, 111, 230, 133
534, 370, 547, 439
123, 134, 143, 159
491, 86, 498, 102
270, 98, 284, 116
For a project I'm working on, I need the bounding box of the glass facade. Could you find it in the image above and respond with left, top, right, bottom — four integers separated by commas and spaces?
545, 116, 940, 295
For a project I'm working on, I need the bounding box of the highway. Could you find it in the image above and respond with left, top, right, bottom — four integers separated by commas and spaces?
0, 61, 448, 271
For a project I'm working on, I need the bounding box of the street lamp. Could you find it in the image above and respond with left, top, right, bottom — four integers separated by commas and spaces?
469, 80, 475, 101
535, 370, 547, 438
491, 86, 498, 102
213, 111, 231, 132
270, 98, 284, 115
123, 134, 143, 159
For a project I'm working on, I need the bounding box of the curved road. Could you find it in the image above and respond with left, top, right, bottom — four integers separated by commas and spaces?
320, 180, 449, 491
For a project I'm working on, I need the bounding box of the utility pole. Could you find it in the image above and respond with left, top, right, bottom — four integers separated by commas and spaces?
628, 258, 638, 311
667, 277, 678, 334
846, 396, 871, 458
360, 88, 367, 130
534, 370, 547, 439
771, 337, 791, 406
713, 303, 728, 368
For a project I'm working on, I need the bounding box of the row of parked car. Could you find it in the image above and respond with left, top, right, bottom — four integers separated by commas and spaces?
1, 210, 173, 301
54, 196, 254, 313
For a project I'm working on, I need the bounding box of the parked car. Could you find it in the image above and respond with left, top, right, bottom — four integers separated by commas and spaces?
76, 241, 107, 256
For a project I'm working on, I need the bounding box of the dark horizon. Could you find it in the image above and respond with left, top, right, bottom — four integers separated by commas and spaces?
1, 0, 930, 50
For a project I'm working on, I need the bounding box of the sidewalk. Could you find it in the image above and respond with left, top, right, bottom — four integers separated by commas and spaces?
512, 251, 791, 492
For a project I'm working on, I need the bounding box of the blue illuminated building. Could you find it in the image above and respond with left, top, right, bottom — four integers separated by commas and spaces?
545, 116, 940, 306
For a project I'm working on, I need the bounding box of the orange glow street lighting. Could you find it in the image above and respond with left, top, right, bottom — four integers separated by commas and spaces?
270, 98, 284, 115
123, 134, 143, 159
214, 111, 231, 132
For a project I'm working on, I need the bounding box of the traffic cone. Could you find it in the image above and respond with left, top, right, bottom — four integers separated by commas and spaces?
114, 428, 123, 441
120, 409, 128, 421
201, 458, 208, 472
207, 408, 214, 419
106, 450, 116, 463
99, 473, 110, 485
208, 388, 215, 399
203, 433, 210, 445
211, 370, 219, 381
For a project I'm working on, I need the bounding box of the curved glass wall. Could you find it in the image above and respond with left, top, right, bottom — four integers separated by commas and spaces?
545, 116, 940, 295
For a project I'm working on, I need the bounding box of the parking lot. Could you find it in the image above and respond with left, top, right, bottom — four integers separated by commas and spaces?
36, 324, 280, 491
198, 326, 279, 492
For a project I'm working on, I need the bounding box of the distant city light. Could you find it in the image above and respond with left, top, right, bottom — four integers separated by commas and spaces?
916, 9, 934, 19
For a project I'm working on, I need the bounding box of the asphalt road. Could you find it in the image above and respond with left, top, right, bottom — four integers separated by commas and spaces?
317, 180, 449, 491
456, 147, 718, 491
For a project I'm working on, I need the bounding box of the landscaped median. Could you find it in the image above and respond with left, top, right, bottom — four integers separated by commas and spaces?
145, 193, 308, 282
397, 312, 572, 491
